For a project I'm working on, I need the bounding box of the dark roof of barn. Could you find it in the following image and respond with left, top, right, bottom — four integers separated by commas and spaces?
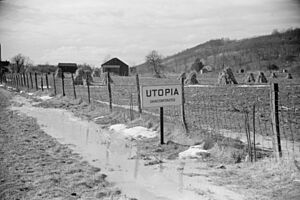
58, 63, 77, 67
58, 63, 77, 73
101, 58, 128, 67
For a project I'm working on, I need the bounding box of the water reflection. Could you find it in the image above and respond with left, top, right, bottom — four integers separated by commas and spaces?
159, 153, 164, 173
14, 102, 240, 200
178, 161, 185, 192
134, 145, 140, 179
106, 140, 111, 166
86, 128, 89, 145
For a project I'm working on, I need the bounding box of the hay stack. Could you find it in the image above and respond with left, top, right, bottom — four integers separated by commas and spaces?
92, 68, 101, 77
218, 67, 238, 85
82, 70, 93, 86
286, 73, 293, 79
184, 71, 198, 85
256, 72, 268, 83
270, 72, 277, 78
55, 68, 64, 78
244, 73, 255, 83
73, 68, 84, 85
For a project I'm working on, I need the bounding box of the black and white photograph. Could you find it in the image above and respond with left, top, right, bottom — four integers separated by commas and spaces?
0, 0, 300, 199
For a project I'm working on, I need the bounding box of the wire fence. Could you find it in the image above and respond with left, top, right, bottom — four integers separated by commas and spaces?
1, 72, 299, 161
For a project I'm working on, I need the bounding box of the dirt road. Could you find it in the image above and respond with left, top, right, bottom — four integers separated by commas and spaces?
0, 88, 129, 199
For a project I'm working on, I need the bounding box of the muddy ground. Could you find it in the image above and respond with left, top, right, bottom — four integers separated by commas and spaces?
0, 88, 133, 200
1, 86, 300, 200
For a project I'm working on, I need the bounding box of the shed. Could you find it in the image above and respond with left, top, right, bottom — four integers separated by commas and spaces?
58, 63, 77, 74
101, 58, 129, 76
0, 61, 10, 74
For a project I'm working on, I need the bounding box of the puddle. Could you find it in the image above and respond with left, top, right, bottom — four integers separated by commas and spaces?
11, 97, 244, 200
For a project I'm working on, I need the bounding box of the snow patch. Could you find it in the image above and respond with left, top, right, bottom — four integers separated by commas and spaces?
40, 95, 53, 100
27, 93, 34, 96
109, 124, 157, 139
93, 116, 105, 121
179, 145, 210, 159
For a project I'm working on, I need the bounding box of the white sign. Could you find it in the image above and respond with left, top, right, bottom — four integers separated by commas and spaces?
141, 85, 182, 108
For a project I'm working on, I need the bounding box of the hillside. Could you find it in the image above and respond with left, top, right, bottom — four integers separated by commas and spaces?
134, 28, 300, 75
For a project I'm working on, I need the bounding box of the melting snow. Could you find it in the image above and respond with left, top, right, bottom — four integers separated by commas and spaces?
40, 95, 53, 100
109, 124, 157, 139
178, 145, 210, 159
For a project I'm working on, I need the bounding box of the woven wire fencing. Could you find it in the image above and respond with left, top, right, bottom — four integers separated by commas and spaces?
3, 72, 300, 160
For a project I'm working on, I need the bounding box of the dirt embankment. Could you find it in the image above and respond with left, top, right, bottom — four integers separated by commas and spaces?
0, 88, 133, 200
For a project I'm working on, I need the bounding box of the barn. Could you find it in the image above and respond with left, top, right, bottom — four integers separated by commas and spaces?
58, 63, 78, 73
101, 58, 129, 76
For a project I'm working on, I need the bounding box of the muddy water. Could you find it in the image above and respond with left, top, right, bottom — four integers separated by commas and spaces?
12, 97, 244, 200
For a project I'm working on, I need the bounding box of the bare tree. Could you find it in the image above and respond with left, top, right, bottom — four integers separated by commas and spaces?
10, 54, 32, 73
145, 50, 163, 76
103, 54, 111, 63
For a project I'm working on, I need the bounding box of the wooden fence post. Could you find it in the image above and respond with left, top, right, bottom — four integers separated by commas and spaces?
71, 73, 76, 99
45, 74, 49, 89
26, 73, 29, 89
244, 111, 253, 162
19, 73, 23, 87
107, 72, 112, 112
23, 72, 26, 87
253, 104, 257, 162
15, 74, 19, 89
181, 77, 188, 133
53, 73, 56, 95
41, 75, 44, 91
30, 73, 33, 89
270, 83, 282, 160
86, 75, 90, 103
136, 74, 142, 114
34, 73, 38, 90
61, 72, 65, 96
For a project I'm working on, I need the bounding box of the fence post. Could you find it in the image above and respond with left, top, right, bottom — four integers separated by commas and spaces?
23, 72, 26, 87
107, 72, 112, 112
71, 73, 76, 99
30, 73, 33, 89
61, 72, 65, 96
53, 73, 56, 95
15, 74, 19, 89
26, 73, 29, 89
45, 74, 49, 89
86, 75, 90, 103
136, 74, 142, 114
19, 73, 23, 87
34, 73, 38, 90
252, 104, 257, 162
41, 75, 44, 91
181, 77, 188, 133
270, 83, 282, 160
244, 111, 253, 162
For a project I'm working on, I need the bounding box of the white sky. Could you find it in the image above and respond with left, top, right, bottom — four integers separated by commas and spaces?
0, 0, 299, 66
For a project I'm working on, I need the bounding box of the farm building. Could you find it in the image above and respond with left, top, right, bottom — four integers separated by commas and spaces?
101, 58, 129, 76
58, 63, 78, 74
0, 61, 10, 73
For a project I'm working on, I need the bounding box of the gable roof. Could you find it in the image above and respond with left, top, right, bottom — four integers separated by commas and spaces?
101, 58, 128, 67
58, 63, 77, 73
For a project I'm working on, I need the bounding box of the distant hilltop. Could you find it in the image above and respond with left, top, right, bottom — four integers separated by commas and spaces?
133, 28, 300, 75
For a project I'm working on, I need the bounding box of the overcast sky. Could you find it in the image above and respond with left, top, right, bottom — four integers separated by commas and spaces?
0, 0, 299, 66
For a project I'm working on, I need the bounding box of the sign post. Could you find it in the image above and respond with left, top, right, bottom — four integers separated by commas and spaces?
160, 107, 164, 144
140, 84, 182, 145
